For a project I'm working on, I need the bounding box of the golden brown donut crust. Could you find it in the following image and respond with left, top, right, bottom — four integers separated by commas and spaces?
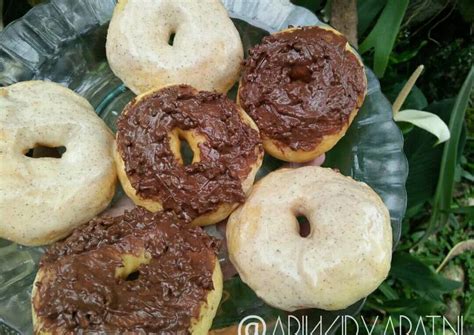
115, 85, 263, 226
238, 26, 367, 162
32, 208, 223, 334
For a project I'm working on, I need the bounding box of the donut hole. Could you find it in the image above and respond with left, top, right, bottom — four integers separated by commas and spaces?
125, 270, 140, 281
180, 138, 194, 166
24, 145, 66, 159
296, 215, 311, 238
168, 31, 176, 46
289, 64, 313, 83
169, 129, 203, 166
115, 252, 151, 281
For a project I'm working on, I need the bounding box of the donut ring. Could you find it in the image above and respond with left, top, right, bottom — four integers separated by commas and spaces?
238, 26, 367, 162
32, 208, 222, 334
106, 0, 243, 94
0, 81, 116, 246
227, 167, 392, 311
115, 85, 263, 225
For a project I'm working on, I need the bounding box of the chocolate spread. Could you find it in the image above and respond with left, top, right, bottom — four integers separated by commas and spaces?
116, 85, 262, 221
34, 208, 219, 333
239, 26, 366, 151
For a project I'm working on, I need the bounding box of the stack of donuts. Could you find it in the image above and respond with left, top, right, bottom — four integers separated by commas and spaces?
0, 0, 393, 333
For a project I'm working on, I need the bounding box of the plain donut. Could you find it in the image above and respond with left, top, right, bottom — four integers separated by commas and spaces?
227, 166, 392, 311
0, 81, 116, 246
106, 0, 243, 94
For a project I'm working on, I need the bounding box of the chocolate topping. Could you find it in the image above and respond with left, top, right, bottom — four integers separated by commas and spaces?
116, 85, 262, 221
34, 208, 219, 333
239, 26, 366, 151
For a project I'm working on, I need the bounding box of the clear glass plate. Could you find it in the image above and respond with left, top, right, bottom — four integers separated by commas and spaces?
0, 0, 408, 333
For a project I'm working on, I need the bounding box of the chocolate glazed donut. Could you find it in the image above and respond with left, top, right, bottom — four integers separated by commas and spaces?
238, 26, 367, 162
32, 208, 223, 334
115, 85, 263, 225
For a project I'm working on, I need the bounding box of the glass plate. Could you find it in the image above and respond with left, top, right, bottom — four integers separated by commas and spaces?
0, 0, 408, 333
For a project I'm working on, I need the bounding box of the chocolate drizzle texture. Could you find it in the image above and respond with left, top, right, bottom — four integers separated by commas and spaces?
116, 85, 262, 221
34, 208, 219, 333
239, 26, 366, 151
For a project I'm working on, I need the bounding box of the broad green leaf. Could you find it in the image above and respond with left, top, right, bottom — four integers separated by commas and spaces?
390, 252, 462, 299
424, 67, 474, 239
404, 100, 453, 211
359, 0, 409, 77
357, 0, 387, 37
394, 110, 450, 144
436, 240, 474, 272
389, 41, 428, 64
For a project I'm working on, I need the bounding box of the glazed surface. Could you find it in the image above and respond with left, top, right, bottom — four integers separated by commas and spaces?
239, 26, 366, 151
34, 208, 219, 333
0, 81, 116, 246
106, 0, 243, 94
116, 85, 262, 222
227, 167, 392, 311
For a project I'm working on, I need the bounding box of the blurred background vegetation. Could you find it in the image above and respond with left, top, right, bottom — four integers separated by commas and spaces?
1, 0, 473, 333
296, 0, 474, 332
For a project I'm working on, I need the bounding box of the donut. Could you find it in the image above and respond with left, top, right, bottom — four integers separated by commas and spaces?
115, 84, 263, 226
0, 81, 116, 246
227, 166, 392, 311
106, 0, 243, 95
238, 26, 367, 162
32, 207, 223, 334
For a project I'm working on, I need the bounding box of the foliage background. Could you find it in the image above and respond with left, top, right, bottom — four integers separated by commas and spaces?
291, 0, 473, 332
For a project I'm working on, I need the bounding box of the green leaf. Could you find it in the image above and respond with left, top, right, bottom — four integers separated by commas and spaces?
390, 252, 462, 300
389, 41, 428, 64
359, 0, 409, 77
404, 100, 453, 211
394, 110, 450, 144
378, 281, 399, 300
424, 67, 474, 239
448, 206, 474, 215
377, 298, 444, 315
357, 0, 387, 37
464, 299, 474, 321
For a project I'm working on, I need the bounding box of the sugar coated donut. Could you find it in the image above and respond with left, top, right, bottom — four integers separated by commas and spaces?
227, 166, 392, 311
238, 26, 367, 162
32, 207, 222, 334
115, 85, 263, 226
106, 0, 243, 94
0, 81, 116, 246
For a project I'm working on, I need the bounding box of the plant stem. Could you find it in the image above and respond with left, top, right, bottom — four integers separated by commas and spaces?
330, 0, 358, 47
392, 65, 425, 115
